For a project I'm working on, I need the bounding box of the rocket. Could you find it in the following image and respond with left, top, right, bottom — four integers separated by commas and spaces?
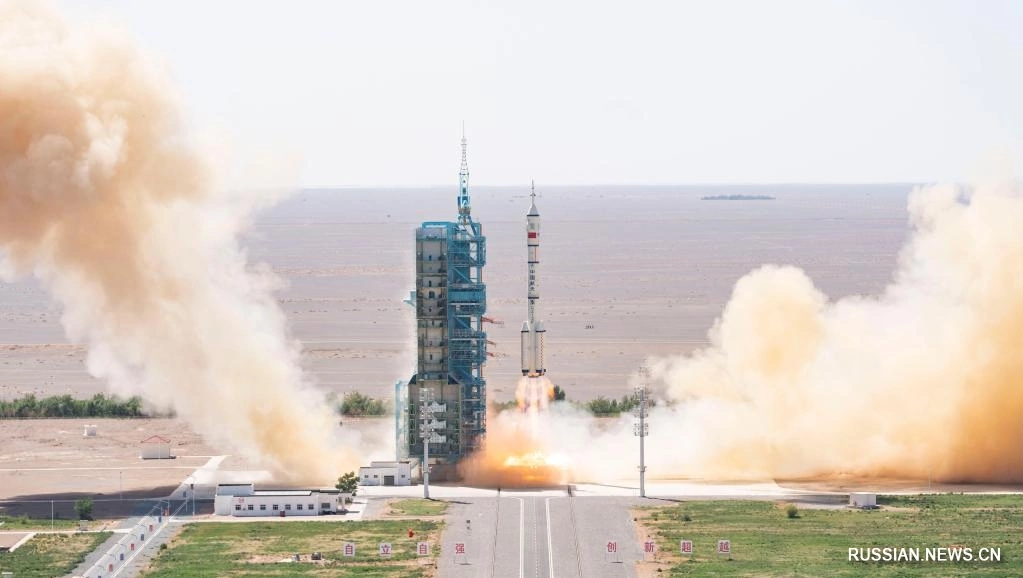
520, 181, 546, 378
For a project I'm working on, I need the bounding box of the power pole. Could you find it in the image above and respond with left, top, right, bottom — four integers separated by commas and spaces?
419, 389, 446, 499
633, 367, 650, 498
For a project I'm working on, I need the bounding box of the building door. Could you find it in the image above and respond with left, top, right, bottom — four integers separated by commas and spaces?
384, 475, 395, 486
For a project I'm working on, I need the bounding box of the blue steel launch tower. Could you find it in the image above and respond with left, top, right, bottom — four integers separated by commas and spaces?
396, 133, 487, 475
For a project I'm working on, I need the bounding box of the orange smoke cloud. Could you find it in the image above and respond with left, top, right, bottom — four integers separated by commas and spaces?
0, 1, 366, 482
647, 179, 1023, 483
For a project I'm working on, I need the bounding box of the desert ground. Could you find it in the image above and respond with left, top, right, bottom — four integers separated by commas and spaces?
0, 185, 912, 506
0, 184, 910, 403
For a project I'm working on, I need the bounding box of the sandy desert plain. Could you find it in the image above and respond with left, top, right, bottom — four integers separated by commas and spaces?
0, 184, 912, 505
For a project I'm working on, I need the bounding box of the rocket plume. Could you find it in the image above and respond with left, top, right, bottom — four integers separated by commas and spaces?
0, 1, 360, 482
468, 178, 1023, 488
459, 376, 569, 488
645, 178, 1023, 483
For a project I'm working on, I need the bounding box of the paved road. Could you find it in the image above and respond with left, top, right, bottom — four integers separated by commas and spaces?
437, 490, 640, 578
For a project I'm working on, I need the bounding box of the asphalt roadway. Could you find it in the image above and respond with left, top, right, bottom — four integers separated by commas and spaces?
436, 490, 646, 578
361, 479, 858, 578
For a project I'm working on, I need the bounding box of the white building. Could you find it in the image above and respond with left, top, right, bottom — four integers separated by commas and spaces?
359, 460, 416, 486
850, 492, 877, 508
139, 435, 172, 459
213, 484, 344, 517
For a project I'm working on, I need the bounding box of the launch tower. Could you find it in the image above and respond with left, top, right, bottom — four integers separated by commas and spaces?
396, 133, 488, 475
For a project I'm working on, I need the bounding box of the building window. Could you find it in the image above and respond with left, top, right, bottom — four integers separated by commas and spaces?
234, 504, 241, 511
373, 474, 379, 478
273, 505, 279, 511
247, 505, 254, 511
322, 503, 330, 510
297, 504, 303, 510
260, 504, 267, 511
309, 504, 315, 510
286, 504, 292, 510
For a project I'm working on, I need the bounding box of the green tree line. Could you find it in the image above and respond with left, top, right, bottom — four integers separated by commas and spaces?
0, 393, 147, 418
487, 387, 656, 417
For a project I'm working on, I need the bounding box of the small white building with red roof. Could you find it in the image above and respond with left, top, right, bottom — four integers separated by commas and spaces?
139, 434, 172, 459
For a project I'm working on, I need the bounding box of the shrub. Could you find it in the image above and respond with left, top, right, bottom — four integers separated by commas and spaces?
338, 392, 388, 416
786, 504, 799, 519
552, 385, 567, 401
74, 498, 94, 520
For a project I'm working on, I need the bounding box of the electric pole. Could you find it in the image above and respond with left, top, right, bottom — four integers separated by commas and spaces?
633, 367, 650, 498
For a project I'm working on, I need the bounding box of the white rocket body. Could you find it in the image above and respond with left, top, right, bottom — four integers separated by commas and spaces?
520, 187, 546, 378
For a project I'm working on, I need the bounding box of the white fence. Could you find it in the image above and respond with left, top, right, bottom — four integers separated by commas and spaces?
81, 500, 187, 578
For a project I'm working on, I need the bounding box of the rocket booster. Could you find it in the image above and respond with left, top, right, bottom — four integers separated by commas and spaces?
521, 182, 546, 377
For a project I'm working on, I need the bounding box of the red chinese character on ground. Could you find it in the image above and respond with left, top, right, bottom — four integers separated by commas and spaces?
718, 540, 731, 554
607, 541, 617, 553
418, 542, 429, 555
644, 541, 656, 553
680, 540, 693, 554
455, 543, 466, 555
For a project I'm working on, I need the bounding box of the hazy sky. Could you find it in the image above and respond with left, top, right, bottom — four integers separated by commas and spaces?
55, 0, 1022, 187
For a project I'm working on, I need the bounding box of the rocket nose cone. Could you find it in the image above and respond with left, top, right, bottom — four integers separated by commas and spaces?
521, 321, 531, 332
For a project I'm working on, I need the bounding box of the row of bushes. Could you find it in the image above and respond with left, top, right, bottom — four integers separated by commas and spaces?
487, 388, 655, 417
1, 388, 648, 420
0, 390, 395, 419
0, 393, 147, 419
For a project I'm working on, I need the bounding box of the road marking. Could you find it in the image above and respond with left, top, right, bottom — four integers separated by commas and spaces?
517, 497, 524, 578
545, 498, 554, 578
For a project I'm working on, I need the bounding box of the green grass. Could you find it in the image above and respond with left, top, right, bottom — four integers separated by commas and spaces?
0, 514, 95, 531
142, 520, 443, 577
637, 495, 1023, 576
0, 532, 111, 578
387, 499, 448, 517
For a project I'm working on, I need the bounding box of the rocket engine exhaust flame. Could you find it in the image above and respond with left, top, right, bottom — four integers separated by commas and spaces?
0, 2, 364, 483
459, 376, 570, 488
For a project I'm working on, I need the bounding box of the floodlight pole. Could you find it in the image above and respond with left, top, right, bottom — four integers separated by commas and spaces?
633, 367, 650, 498
420, 388, 434, 500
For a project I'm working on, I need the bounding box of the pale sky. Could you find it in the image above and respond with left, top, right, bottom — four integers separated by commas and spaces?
56, 0, 1023, 187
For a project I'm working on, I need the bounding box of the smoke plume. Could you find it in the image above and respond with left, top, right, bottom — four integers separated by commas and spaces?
646, 179, 1023, 483
469, 179, 1023, 488
0, 1, 359, 481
